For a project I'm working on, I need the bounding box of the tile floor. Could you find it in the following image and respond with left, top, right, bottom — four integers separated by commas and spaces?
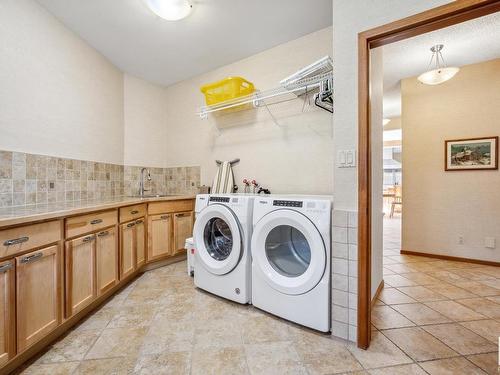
371, 216, 500, 374
16, 217, 500, 374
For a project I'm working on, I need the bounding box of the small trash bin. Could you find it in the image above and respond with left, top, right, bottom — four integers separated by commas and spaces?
185, 237, 195, 276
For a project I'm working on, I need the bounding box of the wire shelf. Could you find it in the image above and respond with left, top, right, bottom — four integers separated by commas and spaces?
197, 71, 333, 119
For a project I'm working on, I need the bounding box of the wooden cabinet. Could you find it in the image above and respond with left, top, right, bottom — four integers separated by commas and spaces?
65, 235, 96, 317
120, 221, 136, 279
66, 210, 117, 239
147, 214, 172, 261
96, 228, 118, 296
16, 245, 60, 352
173, 211, 194, 256
0, 220, 61, 261
119, 218, 146, 279
135, 219, 146, 267
0, 260, 15, 366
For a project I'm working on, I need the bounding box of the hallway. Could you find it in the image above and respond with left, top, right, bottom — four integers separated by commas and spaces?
371, 216, 500, 374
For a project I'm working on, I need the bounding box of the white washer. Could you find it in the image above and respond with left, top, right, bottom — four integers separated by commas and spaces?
193, 194, 254, 304
251, 196, 332, 332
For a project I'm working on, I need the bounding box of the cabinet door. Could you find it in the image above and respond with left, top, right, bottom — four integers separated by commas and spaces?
147, 214, 172, 261
0, 260, 14, 366
96, 227, 118, 296
173, 211, 194, 256
120, 222, 136, 280
65, 235, 96, 317
16, 245, 60, 352
135, 219, 146, 267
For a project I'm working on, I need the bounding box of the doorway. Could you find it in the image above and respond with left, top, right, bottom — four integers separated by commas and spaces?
357, 0, 500, 349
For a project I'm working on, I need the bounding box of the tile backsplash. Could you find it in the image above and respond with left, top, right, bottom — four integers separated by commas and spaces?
123, 165, 200, 197
0, 150, 200, 208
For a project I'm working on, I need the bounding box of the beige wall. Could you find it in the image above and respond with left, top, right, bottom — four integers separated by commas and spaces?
123, 74, 168, 168
402, 59, 500, 262
370, 48, 384, 298
332, 0, 450, 211
162, 27, 333, 194
0, 0, 124, 164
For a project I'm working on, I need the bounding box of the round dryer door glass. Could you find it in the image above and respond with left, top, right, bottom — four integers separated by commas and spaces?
203, 217, 233, 261
265, 225, 311, 277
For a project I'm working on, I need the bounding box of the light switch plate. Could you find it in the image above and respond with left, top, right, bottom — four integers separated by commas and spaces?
337, 151, 346, 166
337, 149, 356, 168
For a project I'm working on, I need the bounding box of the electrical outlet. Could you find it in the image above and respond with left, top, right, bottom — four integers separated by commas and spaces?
485, 237, 496, 249
458, 235, 464, 245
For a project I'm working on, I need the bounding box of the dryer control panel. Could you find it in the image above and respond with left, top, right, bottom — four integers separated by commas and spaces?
273, 200, 303, 208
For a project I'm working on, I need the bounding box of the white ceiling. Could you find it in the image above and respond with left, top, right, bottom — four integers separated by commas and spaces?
382, 12, 500, 119
36, 0, 332, 87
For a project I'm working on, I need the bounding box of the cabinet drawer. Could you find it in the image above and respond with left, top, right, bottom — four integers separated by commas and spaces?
0, 220, 62, 259
65, 210, 117, 238
148, 200, 194, 215
119, 204, 146, 223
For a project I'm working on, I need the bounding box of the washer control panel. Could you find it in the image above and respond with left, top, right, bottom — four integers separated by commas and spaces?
273, 200, 303, 208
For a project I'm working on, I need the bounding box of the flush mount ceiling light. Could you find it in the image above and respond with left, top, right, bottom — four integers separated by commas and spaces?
144, 0, 192, 21
417, 44, 459, 85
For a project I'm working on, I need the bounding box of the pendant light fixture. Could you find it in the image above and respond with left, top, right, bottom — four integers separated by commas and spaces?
417, 44, 459, 85
144, 0, 192, 21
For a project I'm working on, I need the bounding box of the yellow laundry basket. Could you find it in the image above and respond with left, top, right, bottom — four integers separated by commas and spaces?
200, 77, 255, 106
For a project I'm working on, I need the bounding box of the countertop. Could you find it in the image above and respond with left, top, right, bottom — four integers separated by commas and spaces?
0, 195, 196, 228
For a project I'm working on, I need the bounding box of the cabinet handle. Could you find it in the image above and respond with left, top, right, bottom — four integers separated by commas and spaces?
90, 219, 103, 225
0, 263, 13, 273
97, 231, 109, 237
175, 213, 188, 218
20, 252, 43, 264
135, 219, 143, 225
130, 210, 139, 214
127, 222, 136, 228
3, 236, 29, 246
82, 235, 95, 243
160, 215, 169, 220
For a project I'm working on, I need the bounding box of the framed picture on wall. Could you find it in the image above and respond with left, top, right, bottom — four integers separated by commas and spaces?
445, 136, 498, 171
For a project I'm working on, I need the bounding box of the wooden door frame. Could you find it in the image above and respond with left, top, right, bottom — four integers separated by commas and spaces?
357, 0, 500, 349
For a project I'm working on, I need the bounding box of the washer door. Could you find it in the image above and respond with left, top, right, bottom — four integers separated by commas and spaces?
251, 209, 326, 295
194, 204, 242, 275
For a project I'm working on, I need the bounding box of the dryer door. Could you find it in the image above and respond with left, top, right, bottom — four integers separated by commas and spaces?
194, 204, 242, 275
251, 209, 326, 295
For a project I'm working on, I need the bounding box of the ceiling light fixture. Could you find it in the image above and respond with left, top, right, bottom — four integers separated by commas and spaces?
144, 0, 192, 21
417, 44, 459, 85
383, 119, 391, 126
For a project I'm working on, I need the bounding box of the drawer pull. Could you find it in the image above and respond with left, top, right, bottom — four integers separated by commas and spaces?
127, 222, 136, 228
130, 210, 139, 214
3, 236, 29, 246
135, 219, 144, 225
97, 231, 109, 237
82, 235, 95, 243
20, 252, 43, 264
90, 219, 103, 225
0, 263, 13, 273
160, 215, 170, 220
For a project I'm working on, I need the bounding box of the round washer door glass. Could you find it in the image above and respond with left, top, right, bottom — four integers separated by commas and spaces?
265, 225, 311, 277
203, 217, 233, 261
193, 204, 242, 276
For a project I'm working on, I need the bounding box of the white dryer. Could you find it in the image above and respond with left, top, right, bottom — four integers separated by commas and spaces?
251, 196, 332, 332
193, 194, 254, 304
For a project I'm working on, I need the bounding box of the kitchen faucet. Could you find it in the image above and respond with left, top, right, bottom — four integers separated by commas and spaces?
139, 168, 152, 197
